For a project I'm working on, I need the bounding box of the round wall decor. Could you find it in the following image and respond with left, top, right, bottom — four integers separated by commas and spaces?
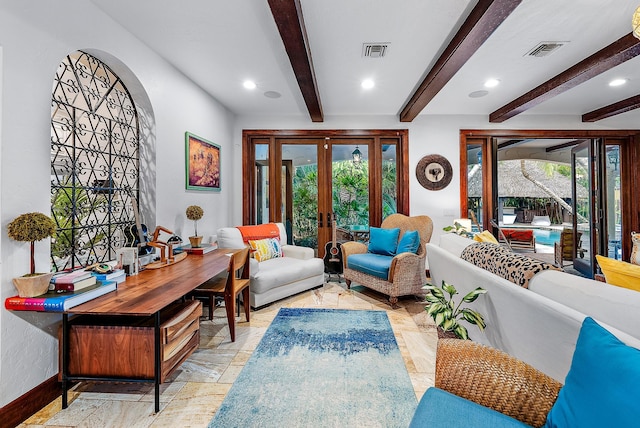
416, 154, 453, 191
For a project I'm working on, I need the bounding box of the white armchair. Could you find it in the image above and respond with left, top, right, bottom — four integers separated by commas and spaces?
217, 223, 325, 308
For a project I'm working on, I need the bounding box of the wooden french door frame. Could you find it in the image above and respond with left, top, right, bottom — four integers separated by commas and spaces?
242, 129, 409, 254
459, 129, 640, 261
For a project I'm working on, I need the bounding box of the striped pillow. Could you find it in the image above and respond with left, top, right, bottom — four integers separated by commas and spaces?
248, 238, 283, 262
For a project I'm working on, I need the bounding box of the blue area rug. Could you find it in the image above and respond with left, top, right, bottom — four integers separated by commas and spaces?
209, 308, 417, 427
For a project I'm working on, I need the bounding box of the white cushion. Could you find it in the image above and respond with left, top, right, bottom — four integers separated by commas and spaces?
437, 233, 475, 257
250, 257, 324, 294
529, 270, 640, 340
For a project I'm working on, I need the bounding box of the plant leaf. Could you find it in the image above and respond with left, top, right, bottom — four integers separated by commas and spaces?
442, 281, 457, 296
434, 312, 445, 327
462, 287, 487, 303
454, 324, 469, 340
428, 286, 445, 300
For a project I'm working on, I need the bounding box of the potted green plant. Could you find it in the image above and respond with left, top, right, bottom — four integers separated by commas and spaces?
442, 221, 474, 239
7, 212, 57, 297
423, 280, 487, 340
185, 205, 204, 248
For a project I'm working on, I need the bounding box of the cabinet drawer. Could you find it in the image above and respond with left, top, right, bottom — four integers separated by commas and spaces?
62, 300, 202, 382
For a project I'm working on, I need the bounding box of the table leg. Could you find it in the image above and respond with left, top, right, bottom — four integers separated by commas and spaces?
61, 313, 69, 409
154, 311, 161, 413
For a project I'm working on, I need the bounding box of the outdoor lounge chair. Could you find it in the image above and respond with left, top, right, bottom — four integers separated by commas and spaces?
554, 228, 584, 267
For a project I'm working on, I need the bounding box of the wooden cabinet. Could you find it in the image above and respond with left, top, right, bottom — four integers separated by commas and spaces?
61, 300, 201, 382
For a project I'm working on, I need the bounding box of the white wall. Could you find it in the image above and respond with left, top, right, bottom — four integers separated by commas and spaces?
0, 1, 235, 406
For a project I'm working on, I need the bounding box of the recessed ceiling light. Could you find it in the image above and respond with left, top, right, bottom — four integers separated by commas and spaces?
468, 90, 489, 98
484, 79, 500, 88
361, 79, 375, 89
243, 80, 257, 90
264, 91, 281, 98
609, 78, 628, 87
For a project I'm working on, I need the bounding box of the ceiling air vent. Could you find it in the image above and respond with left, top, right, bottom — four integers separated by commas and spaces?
362, 43, 389, 58
525, 42, 566, 58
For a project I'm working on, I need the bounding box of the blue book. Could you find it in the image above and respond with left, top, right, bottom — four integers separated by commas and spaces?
90, 269, 126, 281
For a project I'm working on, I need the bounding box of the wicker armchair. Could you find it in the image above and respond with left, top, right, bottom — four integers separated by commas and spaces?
341, 214, 433, 306
436, 339, 562, 427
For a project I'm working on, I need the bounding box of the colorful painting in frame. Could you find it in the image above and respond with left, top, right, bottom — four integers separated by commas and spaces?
185, 132, 221, 191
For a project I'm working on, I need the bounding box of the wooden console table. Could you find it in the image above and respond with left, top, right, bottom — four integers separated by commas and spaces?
61, 249, 232, 413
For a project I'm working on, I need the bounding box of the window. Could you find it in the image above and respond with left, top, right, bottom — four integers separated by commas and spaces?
51, 51, 140, 271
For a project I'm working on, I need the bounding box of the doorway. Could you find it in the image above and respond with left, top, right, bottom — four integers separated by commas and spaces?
460, 129, 637, 279
243, 130, 409, 257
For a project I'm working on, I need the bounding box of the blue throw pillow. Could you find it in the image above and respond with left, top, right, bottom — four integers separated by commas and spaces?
397, 230, 420, 254
368, 227, 400, 256
544, 317, 640, 428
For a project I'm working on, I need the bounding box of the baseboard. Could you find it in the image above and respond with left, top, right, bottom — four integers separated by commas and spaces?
0, 375, 60, 428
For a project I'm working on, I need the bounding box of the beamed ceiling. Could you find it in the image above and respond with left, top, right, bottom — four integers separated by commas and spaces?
90, 0, 640, 127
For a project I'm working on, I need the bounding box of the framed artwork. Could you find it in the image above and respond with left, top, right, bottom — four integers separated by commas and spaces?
185, 132, 221, 191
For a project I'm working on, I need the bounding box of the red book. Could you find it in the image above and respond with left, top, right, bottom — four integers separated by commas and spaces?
52, 276, 97, 292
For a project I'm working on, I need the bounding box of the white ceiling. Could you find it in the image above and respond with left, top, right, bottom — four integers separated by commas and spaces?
90, 0, 640, 126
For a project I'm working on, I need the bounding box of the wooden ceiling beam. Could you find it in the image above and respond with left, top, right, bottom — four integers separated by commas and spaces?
582, 94, 640, 122
268, 0, 323, 122
491, 33, 640, 123
398, 0, 522, 122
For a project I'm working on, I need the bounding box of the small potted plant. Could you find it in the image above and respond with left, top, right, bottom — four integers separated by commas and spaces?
185, 205, 204, 248
443, 221, 474, 239
423, 280, 487, 340
7, 212, 57, 297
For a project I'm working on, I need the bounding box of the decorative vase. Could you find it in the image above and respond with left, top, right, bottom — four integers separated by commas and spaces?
12, 272, 55, 297
189, 236, 203, 248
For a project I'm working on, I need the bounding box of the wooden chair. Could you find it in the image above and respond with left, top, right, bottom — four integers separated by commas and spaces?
554, 228, 583, 267
190, 247, 250, 342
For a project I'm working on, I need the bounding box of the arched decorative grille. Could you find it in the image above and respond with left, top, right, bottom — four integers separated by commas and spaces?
51, 51, 140, 271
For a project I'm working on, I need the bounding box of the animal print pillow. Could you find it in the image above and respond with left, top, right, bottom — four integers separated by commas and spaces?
461, 242, 560, 288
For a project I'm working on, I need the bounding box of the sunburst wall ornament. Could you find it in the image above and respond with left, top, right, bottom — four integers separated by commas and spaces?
633, 6, 640, 39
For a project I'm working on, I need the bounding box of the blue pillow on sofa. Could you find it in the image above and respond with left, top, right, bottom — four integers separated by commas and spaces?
397, 230, 420, 254
368, 227, 400, 256
544, 317, 640, 427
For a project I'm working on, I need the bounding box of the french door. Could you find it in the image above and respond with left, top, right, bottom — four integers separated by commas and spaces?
243, 130, 409, 257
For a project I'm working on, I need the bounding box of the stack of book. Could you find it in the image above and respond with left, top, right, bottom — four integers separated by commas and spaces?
4, 280, 117, 312
50, 269, 97, 292
180, 243, 217, 255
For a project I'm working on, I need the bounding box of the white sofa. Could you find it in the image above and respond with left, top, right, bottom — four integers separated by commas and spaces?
427, 233, 640, 382
217, 223, 325, 308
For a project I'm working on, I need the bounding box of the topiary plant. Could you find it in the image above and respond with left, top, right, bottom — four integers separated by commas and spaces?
8, 212, 56, 275
185, 205, 204, 236
423, 280, 487, 340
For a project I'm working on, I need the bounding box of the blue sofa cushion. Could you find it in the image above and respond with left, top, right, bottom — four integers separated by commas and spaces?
544, 317, 640, 428
347, 253, 393, 280
368, 227, 400, 256
397, 230, 420, 254
410, 388, 530, 428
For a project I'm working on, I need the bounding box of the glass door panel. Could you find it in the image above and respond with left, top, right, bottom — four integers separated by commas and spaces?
255, 144, 269, 225
467, 143, 483, 231
381, 143, 397, 219
282, 144, 319, 250
331, 143, 369, 238
605, 145, 622, 260
572, 140, 604, 278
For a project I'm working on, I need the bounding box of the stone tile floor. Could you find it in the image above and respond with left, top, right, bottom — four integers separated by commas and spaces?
20, 281, 437, 427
